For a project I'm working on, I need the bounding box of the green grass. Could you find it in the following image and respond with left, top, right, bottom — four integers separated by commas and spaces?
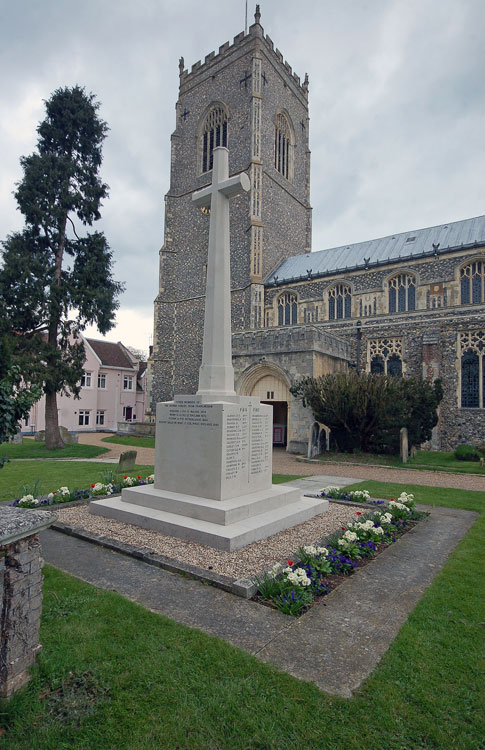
349, 480, 485, 514
272, 473, 304, 484
0, 439, 109, 460
0, 461, 154, 502
101, 435, 155, 449
1, 482, 484, 748
317, 449, 485, 475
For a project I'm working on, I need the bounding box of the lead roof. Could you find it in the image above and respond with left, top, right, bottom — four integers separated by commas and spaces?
265, 215, 485, 287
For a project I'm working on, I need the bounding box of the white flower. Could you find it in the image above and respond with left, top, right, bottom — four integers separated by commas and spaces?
283, 566, 293, 574
300, 577, 311, 587
47, 492, 55, 500
302, 545, 317, 556
380, 513, 393, 524
343, 530, 357, 542
317, 547, 328, 556
59, 486, 70, 496
374, 526, 384, 535
146, 474, 154, 483
392, 502, 410, 512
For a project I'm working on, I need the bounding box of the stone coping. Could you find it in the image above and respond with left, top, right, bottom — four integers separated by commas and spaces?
0, 506, 58, 546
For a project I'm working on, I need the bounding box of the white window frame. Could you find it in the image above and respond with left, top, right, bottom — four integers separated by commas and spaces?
78, 410, 90, 426
96, 410, 105, 426
81, 372, 92, 388
123, 375, 134, 391
97, 373, 107, 389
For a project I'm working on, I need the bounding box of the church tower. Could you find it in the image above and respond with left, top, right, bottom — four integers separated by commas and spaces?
149, 7, 311, 409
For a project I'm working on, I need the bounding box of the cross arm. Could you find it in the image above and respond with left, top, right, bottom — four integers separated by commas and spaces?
192, 184, 213, 208
220, 172, 250, 198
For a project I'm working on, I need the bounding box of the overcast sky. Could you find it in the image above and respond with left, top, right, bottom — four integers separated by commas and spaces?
1, 0, 483, 353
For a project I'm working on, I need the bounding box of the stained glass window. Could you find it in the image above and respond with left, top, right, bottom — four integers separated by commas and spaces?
460, 262, 484, 305
329, 284, 352, 320
278, 293, 297, 325
388, 274, 416, 313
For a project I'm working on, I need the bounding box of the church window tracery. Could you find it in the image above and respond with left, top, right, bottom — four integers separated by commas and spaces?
368, 338, 403, 376
388, 273, 416, 312
328, 284, 351, 320
278, 292, 297, 326
459, 331, 485, 408
200, 105, 227, 174
460, 261, 484, 305
274, 112, 293, 181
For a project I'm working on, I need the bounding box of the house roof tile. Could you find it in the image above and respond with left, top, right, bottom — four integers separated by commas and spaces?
86, 339, 135, 369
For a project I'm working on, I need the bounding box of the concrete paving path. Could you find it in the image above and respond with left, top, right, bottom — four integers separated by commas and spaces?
40, 504, 477, 697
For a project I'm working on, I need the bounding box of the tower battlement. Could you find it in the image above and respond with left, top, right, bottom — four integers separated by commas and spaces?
178, 7, 308, 100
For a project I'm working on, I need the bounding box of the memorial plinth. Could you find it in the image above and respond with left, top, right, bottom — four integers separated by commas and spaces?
90, 147, 328, 550
91, 394, 328, 550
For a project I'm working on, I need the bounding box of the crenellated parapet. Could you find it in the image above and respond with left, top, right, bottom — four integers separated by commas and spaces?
178, 6, 308, 102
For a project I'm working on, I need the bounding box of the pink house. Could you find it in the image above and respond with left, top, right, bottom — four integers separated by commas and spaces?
23, 336, 147, 434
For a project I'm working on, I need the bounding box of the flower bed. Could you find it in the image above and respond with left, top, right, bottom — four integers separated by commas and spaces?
10, 474, 155, 509
313, 486, 386, 505
254, 491, 424, 615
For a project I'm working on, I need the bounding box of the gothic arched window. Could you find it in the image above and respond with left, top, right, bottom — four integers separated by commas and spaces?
274, 113, 293, 181
328, 284, 352, 320
370, 355, 385, 374
388, 273, 416, 313
200, 105, 227, 174
368, 338, 403, 376
460, 261, 484, 305
461, 350, 479, 408
459, 331, 485, 408
278, 292, 297, 326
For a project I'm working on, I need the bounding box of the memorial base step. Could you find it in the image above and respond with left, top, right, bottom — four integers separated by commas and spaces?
89, 492, 329, 552
116, 484, 304, 525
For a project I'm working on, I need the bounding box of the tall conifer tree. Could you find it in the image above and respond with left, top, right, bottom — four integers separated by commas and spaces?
0, 86, 123, 449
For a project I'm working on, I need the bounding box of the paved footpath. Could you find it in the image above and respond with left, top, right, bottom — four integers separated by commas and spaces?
41, 504, 477, 697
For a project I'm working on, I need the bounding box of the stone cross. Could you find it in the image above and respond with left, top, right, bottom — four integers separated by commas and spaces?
192, 147, 250, 398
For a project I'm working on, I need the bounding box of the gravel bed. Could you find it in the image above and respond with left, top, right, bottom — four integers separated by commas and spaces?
55, 502, 362, 579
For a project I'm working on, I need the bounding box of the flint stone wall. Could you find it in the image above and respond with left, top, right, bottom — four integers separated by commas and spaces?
0, 508, 56, 698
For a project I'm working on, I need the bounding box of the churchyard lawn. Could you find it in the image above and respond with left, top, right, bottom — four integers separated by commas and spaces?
0, 439, 109, 460
0, 480, 483, 748
0, 461, 154, 504
101, 435, 156, 449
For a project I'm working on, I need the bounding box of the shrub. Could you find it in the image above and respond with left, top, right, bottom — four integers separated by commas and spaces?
290, 372, 443, 454
454, 444, 481, 462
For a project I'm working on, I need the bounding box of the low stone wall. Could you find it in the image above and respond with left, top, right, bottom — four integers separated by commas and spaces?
116, 421, 156, 437
0, 508, 57, 698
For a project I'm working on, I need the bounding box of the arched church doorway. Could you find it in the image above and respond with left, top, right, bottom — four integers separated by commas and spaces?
237, 365, 291, 447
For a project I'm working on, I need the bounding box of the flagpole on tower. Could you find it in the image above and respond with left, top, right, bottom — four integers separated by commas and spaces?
245, 0, 248, 34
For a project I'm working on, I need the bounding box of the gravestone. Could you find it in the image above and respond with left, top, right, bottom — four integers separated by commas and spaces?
90, 147, 327, 550
117, 450, 137, 473
400, 427, 409, 463
34, 430, 45, 442
10, 429, 22, 444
